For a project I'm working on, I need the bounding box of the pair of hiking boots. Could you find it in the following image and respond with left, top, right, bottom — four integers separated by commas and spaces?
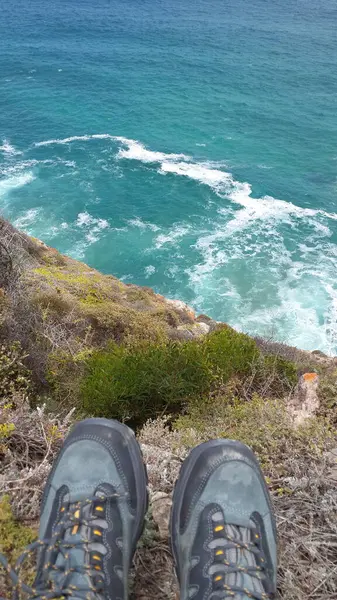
1, 418, 277, 600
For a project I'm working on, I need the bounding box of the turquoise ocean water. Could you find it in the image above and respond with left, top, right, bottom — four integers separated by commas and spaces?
1, 0, 337, 353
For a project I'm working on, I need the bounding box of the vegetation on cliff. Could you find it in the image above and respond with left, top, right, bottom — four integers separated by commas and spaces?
0, 216, 337, 599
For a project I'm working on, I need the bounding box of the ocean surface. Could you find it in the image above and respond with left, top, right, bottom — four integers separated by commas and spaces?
1, 0, 337, 353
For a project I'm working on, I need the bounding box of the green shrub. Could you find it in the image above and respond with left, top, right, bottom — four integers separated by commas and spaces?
0, 342, 31, 400
0, 495, 36, 560
81, 329, 279, 422
263, 355, 298, 385
81, 340, 214, 421
80, 328, 298, 424
247, 354, 298, 398
34, 290, 71, 315
202, 328, 259, 381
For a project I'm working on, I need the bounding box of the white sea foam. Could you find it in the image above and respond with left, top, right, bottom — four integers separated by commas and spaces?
31, 130, 337, 227
117, 140, 337, 354
144, 265, 156, 277
114, 137, 337, 227
76, 211, 109, 230
232, 269, 337, 355
34, 134, 115, 148
127, 217, 160, 232
17, 133, 337, 353
76, 212, 95, 227
155, 224, 191, 248
75, 211, 109, 243
0, 172, 35, 200
160, 161, 231, 191
0, 159, 75, 181
69, 241, 88, 260
116, 137, 190, 163
13, 208, 41, 230
34, 133, 191, 163
0, 139, 22, 156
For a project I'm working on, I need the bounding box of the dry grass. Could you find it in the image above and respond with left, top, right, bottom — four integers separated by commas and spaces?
276, 466, 337, 600
0, 396, 74, 521
0, 407, 336, 600
135, 414, 337, 600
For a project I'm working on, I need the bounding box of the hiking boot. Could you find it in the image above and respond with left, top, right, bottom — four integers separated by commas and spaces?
170, 439, 277, 600
26, 418, 147, 600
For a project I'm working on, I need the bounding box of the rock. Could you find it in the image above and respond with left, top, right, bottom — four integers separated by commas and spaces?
196, 314, 221, 332
288, 372, 320, 425
175, 327, 195, 341
151, 491, 172, 539
196, 314, 213, 323
208, 320, 223, 332
311, 350, 328, 358
193, 322, 210, 335
165, 298, 195, 320
177, 322, 210, 338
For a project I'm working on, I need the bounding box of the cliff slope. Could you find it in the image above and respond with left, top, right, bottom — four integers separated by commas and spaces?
0, 217, 337, 600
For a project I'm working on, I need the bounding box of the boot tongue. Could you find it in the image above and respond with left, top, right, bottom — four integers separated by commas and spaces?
223, 524, 264, 600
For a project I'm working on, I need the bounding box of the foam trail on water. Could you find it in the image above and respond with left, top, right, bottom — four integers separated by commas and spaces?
160, 161, 231, 190
30, 132, 337, 222
34, 134, 115, 147
115, 139, 337, 354
117, 137, 337, 224
0, 139, 22, 155
116, 138, 190, 163
34, 134, 191, 162
155, 224, 191, 248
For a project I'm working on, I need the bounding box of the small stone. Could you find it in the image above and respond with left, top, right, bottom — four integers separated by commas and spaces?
151, 491, 172, 539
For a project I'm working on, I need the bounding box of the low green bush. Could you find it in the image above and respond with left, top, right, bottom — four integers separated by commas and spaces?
0, 495, 36, 560
81, 340, 214, 421
80, 328, 297, 423
202, 328, 259, 380
263, 354, 298, 385
0, 342, 31, 400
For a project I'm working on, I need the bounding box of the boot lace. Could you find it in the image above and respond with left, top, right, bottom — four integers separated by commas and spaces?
0, 493, 126, 600
208, 513, 272, 600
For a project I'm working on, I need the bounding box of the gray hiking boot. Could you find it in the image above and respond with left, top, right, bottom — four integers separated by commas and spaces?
170, 440, 277, 600
33, 418, 148, 600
